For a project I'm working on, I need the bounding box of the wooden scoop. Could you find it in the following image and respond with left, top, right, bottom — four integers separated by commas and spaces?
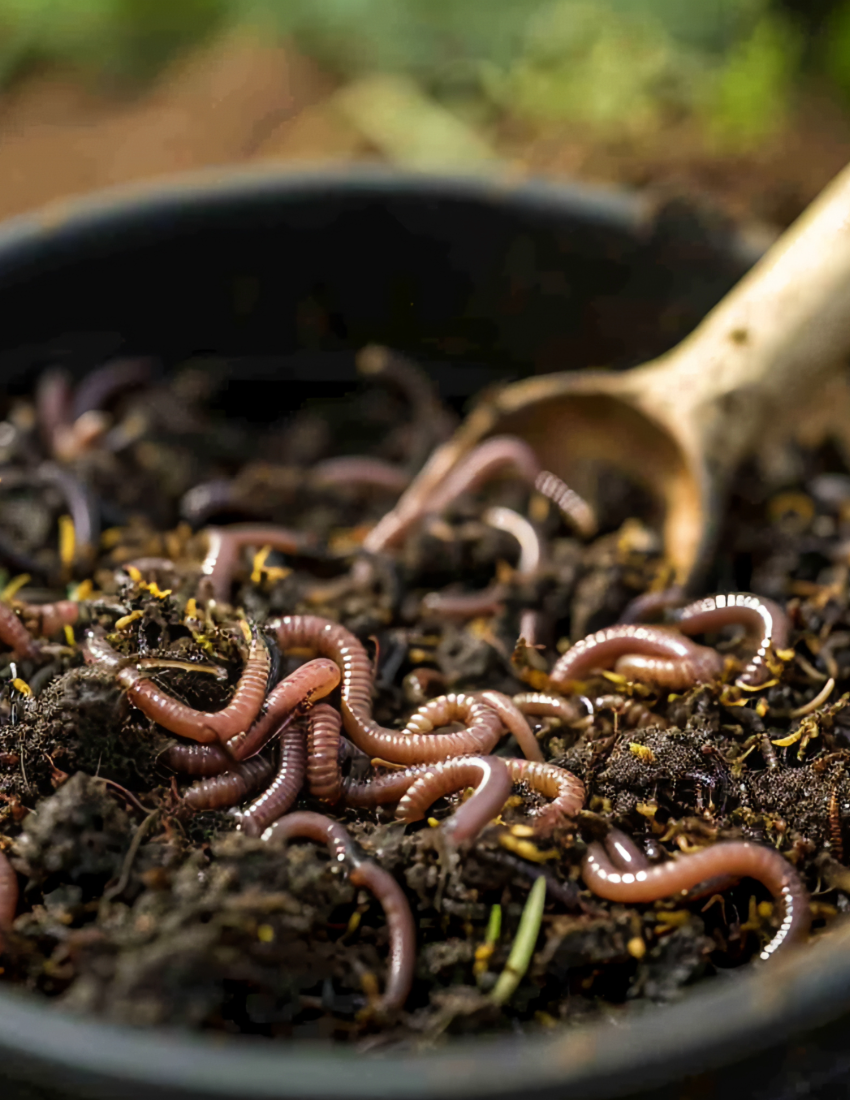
392, 162, 850, 585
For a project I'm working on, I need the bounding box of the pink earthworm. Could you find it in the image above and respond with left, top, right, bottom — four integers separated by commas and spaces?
265, 811, 416, 1012
182, 754, 275, 811
161, 742, 232, 777
593, 694, 666, 730
311, 456, 411, 494
482, 506, 542, 576
402, 667, 447, 706
271, 615, 506, 764
200, 525, 316, 603
363, 436, 540, 554
420, 585, 506, 620
0, 850, 19, 953
17, 599, 80, 640
670, 593, 790, 687
512, 692, 584, 726
236, 722, 308, 837
582, 828, 810, 960
225, 658, 340, 761
549, 624, 724, 692
505, 758, 585, 832
472, 689, 544, 762
533, 470, 597, 538
35, 366, 73, 454
0, 602, 39, 660
82, 629, 124, 668
72, 357, 154, 419
306, 703, 343, 802
518, 609, 544, 648
395, 756, 513, 843
117, 631, 270, 744
618, 586, 686, 624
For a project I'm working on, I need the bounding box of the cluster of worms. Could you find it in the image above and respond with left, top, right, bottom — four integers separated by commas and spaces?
0, 349, 842, 1035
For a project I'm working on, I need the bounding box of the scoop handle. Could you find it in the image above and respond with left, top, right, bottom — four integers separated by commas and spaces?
632, 160, 850, 471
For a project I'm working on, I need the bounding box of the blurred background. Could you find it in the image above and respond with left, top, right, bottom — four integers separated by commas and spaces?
0, 0, 847, 227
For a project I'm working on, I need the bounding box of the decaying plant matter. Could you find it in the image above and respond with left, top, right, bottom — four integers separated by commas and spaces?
0, 349, 846, 1046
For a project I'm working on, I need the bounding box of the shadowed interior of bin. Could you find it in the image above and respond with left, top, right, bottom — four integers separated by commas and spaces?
0, 184, 754, 424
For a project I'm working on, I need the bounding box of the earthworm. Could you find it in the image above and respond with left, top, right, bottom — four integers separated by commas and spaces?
518, 609, 543, 648
533, 470, 597, 538
593, 694, 666, 730
236, 722, 308, 837
271, 615, 505, 763
183, 754, 275, 811
180, 480, 238, 526
35, 366, 73, 453
0, 602, 39, 660
671, 593, 790, 687
200, 525, 315, 602
396, 756, 513, 842
363, 436, 540, 554
18, 599, 80, 639
306, 703, 343, 802
72, 357, 154, 419
582, 828, 810, 960
549, 625, 724, 691
512, 692, 584, 726
0, 850, 18, 953
37, 463, 99, 554
421, 436, 540, 516
162, 742, 232, 777
472, 690, 544, 761
82, 629, 125, 668
420, 585, 506, 620
402, 667, 446, 706
618, 586, 686, 624
311, 457, 411, 494
117, 630, 270, 744
265, 811, 416, 1012
829, 771, 845, 863
225, 658, 340, 760
482, 507, 541, 576
505, 759, 585, 831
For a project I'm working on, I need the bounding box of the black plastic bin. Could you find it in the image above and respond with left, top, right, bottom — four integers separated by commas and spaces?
0, 166, 847, 1100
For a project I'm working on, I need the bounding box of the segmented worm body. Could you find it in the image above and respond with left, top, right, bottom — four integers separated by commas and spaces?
550, 624, 724, 691
18, 599, 80, 640
163, 742, 232, 777
363, 436, 540, 554
201, 525, 315, 602
72, 357, 153, 419
671, 593, 790, 687
512, 692, 583, 726
482, 507, 541, 576
118, 632, 270, 744
618, 586, 686, 624
533, 470, 597, 538
0, 851, 18, 952
311, 456, 411, 494
236, 723, 307, 837
420, 585, 505, 620
183, 754, 275, 811
593, 694, 666, 730
582, 828, 810, 960
225, 658, 340, 760
472, 689, 544, 761
272, 616, 506, 764
265, 812, 415, 1012
396, 756, 513, 842
402, 667, 446, 706
0, 602, 39, 660
307, 704, 343, 802
82, 629, 123, 668
504, 759, 585, 831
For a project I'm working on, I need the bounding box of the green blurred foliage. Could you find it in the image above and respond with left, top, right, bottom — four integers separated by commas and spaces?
0, 0, 821, 144
823, 0, 850, 103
